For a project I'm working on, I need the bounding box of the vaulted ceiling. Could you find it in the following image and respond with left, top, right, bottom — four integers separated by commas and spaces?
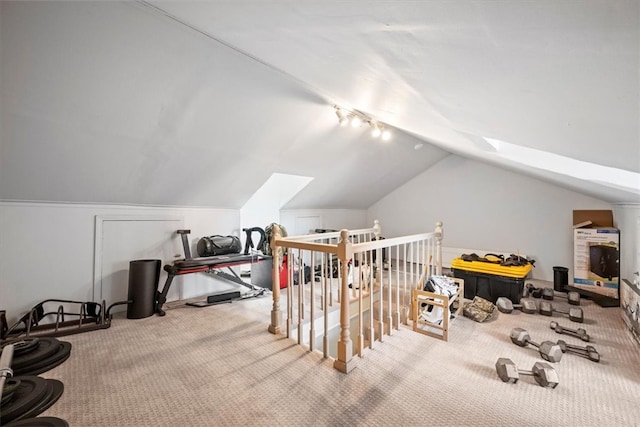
1, 1, 638, 209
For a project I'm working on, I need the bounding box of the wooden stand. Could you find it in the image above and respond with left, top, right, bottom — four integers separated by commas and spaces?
412, 278, 464, 342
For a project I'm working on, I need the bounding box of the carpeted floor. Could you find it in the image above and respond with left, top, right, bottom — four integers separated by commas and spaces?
33, 280, 640, 426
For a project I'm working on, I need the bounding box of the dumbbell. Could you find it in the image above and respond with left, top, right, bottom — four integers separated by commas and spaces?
523, 283, 542, 298
541, 288, 581, 305
496, 297, 537, 314
509, 328, 563, 362
555, 340, 600, 363
495, 357, 559, 388
539, 301, 584, 323
549, 321, 590, 342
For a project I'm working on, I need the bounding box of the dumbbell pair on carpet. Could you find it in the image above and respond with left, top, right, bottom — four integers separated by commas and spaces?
496, 327, 600, 389
510, 328, 599, 363
496, 297, 584, 323
550, 320, 590, 342
496, 358, 559, 388
524, 283, 581, 305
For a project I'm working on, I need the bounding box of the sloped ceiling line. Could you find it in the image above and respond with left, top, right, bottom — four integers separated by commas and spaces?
2, 1, 638, 208
139, 0, 335, 106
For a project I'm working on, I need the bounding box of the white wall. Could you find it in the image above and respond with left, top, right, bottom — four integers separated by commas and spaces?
280, 209, 368, 236
240, 173, 314, 248
0, 170, 628, 324
613, 204, 640, 283
367, 155, 613, 282
0, 201, 239, 323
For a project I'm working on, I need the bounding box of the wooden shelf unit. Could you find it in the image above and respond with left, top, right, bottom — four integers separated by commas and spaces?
412, 278, 464, 342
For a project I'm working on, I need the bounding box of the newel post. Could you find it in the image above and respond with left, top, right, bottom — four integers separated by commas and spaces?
435, 221, 443, 275
268, 225, 282, 335
334, 229, 356, 374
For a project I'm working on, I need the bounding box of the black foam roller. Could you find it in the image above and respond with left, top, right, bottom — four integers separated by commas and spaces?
127, 259, 161, 319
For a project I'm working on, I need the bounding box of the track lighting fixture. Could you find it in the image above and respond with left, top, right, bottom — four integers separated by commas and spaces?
332, 105, 392, 141
371, 124, 382, 138
335, 107, 350, 127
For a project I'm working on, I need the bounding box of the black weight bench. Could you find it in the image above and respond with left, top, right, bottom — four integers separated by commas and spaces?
155, 229, 270, 316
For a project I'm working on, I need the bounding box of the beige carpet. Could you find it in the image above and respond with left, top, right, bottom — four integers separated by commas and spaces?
37, 282, 640, 426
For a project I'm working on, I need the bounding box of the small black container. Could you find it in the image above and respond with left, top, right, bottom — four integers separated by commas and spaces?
553, 266, 569, 293
127, 259, 161, 319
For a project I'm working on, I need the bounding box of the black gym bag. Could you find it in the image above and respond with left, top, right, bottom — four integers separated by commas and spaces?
197, 235, 242, 257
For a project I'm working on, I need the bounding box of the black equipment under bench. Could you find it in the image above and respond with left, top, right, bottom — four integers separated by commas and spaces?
155, 253, 270, 316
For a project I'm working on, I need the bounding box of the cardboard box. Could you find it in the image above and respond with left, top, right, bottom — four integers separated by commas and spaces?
572, 210, 620, 299
572, 209, 614, 229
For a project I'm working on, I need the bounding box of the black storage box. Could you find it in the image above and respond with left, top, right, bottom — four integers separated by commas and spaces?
251, 257, 274, 290
452, 269, 525, 304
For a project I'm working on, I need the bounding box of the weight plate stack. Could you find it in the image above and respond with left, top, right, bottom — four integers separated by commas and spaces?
1, 337, 73, 377
8, 338, 59, 372
20, 342, 72, 377
0, 376, 65, 425
2, 338, 41, 357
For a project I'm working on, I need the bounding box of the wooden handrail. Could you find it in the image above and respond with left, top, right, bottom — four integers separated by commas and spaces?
268, 220, 444, 374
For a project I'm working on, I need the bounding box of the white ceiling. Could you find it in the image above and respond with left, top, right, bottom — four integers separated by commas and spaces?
1, 1, 638, 208
149, 0, 640, 204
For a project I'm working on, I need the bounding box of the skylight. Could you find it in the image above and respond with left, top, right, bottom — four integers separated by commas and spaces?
484, 138, 640, 195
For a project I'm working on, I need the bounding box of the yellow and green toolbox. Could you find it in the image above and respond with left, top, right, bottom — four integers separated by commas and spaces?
451, 253, 533, 303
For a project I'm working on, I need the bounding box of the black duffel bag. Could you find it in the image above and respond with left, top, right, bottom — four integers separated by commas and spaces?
197, 235, 242, 257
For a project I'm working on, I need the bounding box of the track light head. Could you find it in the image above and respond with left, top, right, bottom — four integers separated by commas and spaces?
381, 128, 392, 141
370, 122, 381, 138
334, 106, 350, 127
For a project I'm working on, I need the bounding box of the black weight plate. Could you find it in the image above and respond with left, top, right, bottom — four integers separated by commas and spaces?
1, 378, 22, 406
4, 416, 69, 427
11, 338, 60, 371
9, 380, 54, 423
16, 342, 72, 377
2, 338, 41, 356
15, 379, 64, 422
0, 376, 49, 425
1, 390, 15, 406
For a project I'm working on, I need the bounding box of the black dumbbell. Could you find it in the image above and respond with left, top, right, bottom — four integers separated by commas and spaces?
549, 321, 590, 342
510, 328, 563, 362
495, 357, 559, 388
539, 301, 584, 323
541, 288, 581, 305
496, 297, 537, 314
555, 340, 600, 363
523, 283, 543, 298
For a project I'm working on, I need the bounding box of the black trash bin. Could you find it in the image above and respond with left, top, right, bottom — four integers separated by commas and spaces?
127, 259, 161, 319
553, 266, 569, 293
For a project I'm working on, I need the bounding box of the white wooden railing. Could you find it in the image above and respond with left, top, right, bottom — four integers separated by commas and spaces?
268, 220, 443, 374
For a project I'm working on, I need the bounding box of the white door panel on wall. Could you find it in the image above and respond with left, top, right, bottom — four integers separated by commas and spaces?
94, 215, 183, 312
